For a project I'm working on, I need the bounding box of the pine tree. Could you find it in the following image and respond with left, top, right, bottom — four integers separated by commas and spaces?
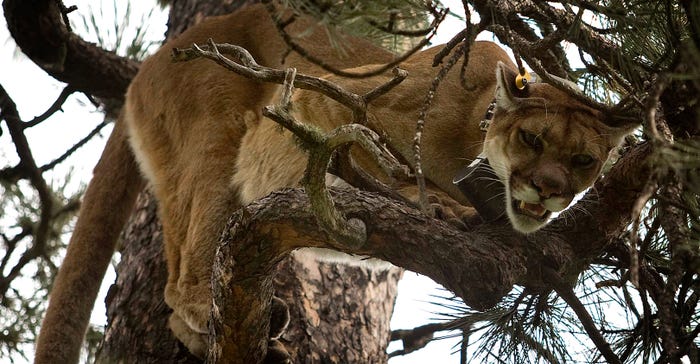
1, 0, 699, 363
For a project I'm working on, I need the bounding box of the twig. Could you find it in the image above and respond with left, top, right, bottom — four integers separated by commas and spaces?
24, 85, 77, 128
645, 74, 672, 143
0, 227, 32, 276
173, 40, 365, 118
413, 41, 468, 215
656, 180, 690, 361
460, 328, 469, 364
628, 179, 657, 288
457, 7, 486, 91
363, 67, 408, 104
366, 17, 435, 37
432, 28, 467, 66
53, 0, 78, 32
40, 119, 110, 172
388, 320, 461, 357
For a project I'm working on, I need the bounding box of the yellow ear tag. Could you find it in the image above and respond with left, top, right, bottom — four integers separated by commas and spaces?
515, 69, 532, 90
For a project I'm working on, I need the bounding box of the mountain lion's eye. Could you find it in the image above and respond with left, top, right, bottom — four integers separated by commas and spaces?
572, 154, 595, 168
519, 129, 542, 150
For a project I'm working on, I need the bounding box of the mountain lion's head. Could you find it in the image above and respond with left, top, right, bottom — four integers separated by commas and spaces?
482, 62, 635, 233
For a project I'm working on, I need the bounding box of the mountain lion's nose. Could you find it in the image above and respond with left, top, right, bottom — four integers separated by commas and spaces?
532, 174, 565, 199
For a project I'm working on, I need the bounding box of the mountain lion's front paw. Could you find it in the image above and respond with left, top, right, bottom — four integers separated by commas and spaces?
427, 193, 479, 230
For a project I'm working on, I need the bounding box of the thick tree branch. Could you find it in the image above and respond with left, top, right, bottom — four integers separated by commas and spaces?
169, 32, 658, 363
3, 0, 138, 100
207, 135, 651, 363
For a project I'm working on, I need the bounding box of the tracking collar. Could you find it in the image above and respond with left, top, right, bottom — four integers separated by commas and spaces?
452, 98, 505, 222
452, 68, 537, 222
452, 98, 503, 222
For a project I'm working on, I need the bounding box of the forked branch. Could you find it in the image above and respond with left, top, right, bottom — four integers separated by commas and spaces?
261, 67, 407, 249
174, 40, 411, 250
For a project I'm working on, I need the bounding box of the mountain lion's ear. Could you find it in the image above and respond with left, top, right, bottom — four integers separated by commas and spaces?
602, 119, 640, 148
495, 61, 529, 111
602, 114, 641, 141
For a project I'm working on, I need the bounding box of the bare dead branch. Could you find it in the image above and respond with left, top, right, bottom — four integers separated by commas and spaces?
172, 41, 366, 117
40, 119, 111, 172
413, 40, 472, 214
173, 40, 410, 176
259, 65, 409, 248
363, 67, 408, 104
24, 85, 78, 128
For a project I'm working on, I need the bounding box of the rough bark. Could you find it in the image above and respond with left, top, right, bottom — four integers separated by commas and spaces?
96, 192, 200, 364
273, 258, 401, 363
2, 0, 658, 362
209, 142, 651, 363
2, 0, 138, 100
93, 0, 402, 362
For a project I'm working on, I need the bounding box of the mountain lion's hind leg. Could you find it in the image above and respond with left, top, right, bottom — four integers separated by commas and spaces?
167, 180, 242, 356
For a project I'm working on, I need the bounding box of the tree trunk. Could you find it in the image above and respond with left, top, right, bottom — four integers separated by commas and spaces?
271, 257, 401, 363
96, 2, 402, 362
97, 192, 200, 364
98, 199, 401, 364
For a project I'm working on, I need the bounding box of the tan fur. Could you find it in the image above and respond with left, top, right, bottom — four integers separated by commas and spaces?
484, 63, 634, 232
34, 118, 144, 363
35, 4, 634, 363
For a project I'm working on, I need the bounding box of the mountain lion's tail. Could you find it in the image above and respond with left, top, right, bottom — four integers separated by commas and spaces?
34, 118, 144, 364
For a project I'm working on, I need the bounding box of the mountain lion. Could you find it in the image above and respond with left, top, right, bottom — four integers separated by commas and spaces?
34, 4, 635, 363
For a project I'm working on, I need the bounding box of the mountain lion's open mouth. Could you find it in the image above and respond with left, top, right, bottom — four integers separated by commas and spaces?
512, 199, 550, 221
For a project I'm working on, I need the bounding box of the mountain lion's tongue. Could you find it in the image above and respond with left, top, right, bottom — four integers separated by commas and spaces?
521, 201, 546, 216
